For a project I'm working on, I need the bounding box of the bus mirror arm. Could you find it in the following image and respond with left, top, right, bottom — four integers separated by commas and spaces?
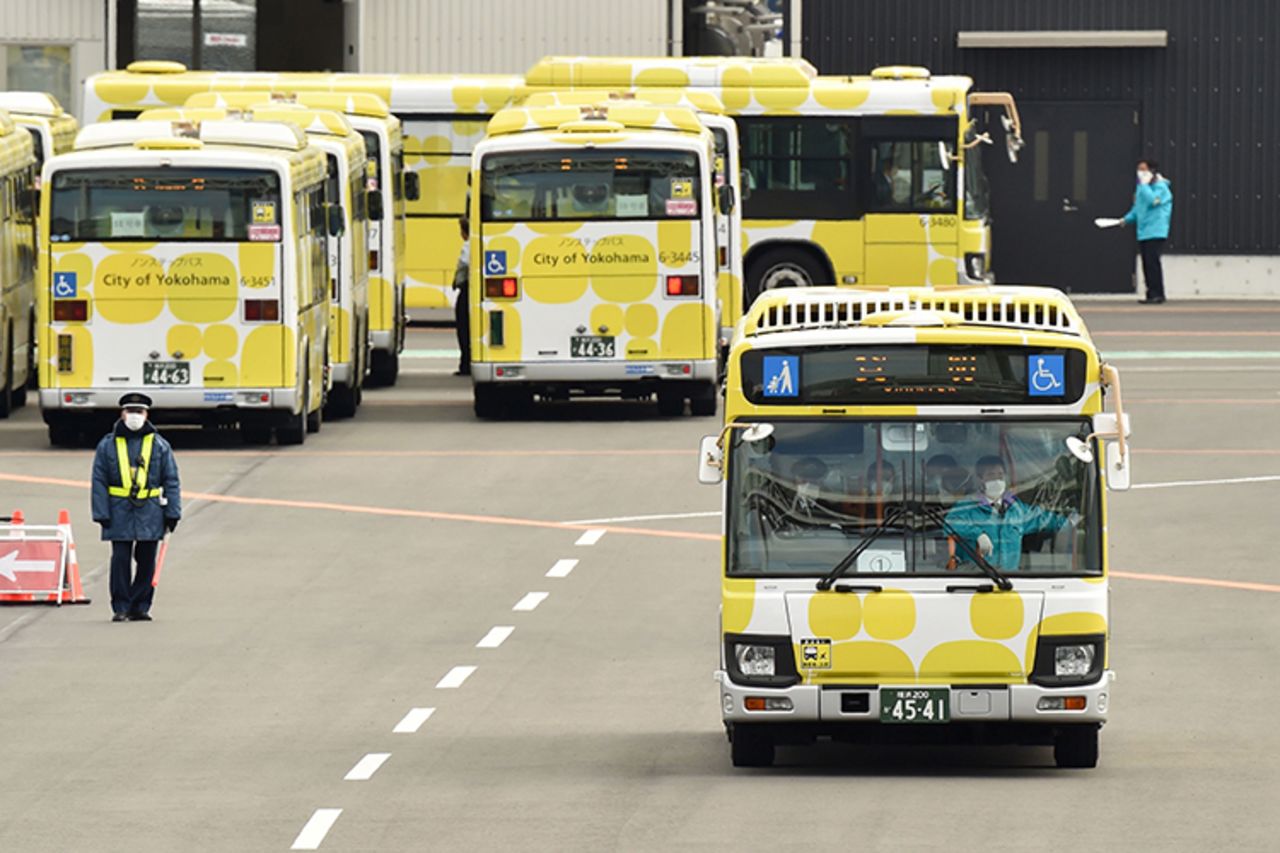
698, 422, 775, 485
1068, 364, 1131, 489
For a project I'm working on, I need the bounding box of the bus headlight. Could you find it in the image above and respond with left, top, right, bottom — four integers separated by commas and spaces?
1031, 634, 1105, 686
964, 252, 987, 280
724, 633, 800, 687
735, 644, 776, 677
1055, 644, 1096, 678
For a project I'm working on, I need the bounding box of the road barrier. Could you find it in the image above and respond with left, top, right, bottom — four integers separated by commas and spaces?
0, 509, 90, 605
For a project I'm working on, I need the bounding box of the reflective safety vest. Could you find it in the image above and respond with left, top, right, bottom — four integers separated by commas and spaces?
107, 433, 162, 499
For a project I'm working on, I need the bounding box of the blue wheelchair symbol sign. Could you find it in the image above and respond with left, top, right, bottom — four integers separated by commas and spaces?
53, 272, 77, 299
483, 250, 507, 276
1027, 354, 1065, 397
762, 355, 799, 398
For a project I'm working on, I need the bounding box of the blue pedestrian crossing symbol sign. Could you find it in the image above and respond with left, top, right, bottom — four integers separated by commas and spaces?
53, 272, 77, 299
483, 250, 507, 276
762, 355, 799, 398
1027, 354, 1065, 397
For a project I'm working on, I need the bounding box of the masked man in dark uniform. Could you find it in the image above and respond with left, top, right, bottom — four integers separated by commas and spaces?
91, 394, 182, 622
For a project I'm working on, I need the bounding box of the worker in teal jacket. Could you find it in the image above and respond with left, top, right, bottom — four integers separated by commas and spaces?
944, 456, 1071, 572
1121, 159, 1174, 304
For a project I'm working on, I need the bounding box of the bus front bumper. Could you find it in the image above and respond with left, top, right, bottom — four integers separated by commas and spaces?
473, 359, 717, 384
716, 670, 1113, 726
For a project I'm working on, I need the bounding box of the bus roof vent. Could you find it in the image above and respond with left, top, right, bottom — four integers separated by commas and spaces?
0, 91, 65, 117
871, 66, 932, 80
745, 287, 1084, 338
126, 60, 188, 74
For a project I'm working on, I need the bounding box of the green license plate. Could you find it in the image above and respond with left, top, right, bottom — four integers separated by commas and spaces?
879, 688, 949, 724
570, 336, 615, 358
143, 361, 191, 385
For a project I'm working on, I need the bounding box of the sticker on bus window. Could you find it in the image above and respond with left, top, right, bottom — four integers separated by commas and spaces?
665, 199, 697, 217
670, 178, 693, 199
615, 195, 648, 217
799, 638, 831, 670
1028, 354, 1066, 397
110, 211, 145, 237
762, 355, 799, 397
251, 200, 277, 224
248, 223, 281, 242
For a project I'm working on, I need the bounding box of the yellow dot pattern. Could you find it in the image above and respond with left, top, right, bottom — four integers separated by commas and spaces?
807, 593, 861, 641
862, 590, 917, 641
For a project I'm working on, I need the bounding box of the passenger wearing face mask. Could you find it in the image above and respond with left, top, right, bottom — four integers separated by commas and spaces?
943, 455, 1070, 572
1116, 159, 1173, 304
90, 394, 182, 622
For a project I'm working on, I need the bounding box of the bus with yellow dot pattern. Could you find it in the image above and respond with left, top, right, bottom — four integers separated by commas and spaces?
525, 57, 1024, 308
0, 93, 78, 187
0, 109, 37, 419
81, 62, 523, 313
697, 285, 1130, 768
39, 119, 331, 446
469, 103, 722, 417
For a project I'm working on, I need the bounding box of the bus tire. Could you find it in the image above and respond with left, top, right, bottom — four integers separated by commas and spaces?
689, 382, 718, 417
473, 384, 502, 419
0, 331, 12, 419
730, 725, 775, 768
47, 416, 79, 447
240, 421, 272, 445
368, 350, 399, 387
278, 371, 309, 445
745, 248, 826, 308
325, 383, 358, 419
1053, 725, 1099, 769
306, 402, 322, 434
657, 386, 685, 417
26, 312, 37, 390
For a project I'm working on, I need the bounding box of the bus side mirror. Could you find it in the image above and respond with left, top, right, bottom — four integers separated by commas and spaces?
367, 191, 384, 221
738, 168, 752, 200
717, 184, 735, 214
327, 205, 346, 237
698, 435, 723, 485
1105, 442, 1131, 491
404, 171, 421, 201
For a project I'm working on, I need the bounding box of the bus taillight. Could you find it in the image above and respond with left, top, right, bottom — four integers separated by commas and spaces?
666, 275, 700, 296
53, 300, 88, 322
485, 277, 519, 299
243, 299, 280, 321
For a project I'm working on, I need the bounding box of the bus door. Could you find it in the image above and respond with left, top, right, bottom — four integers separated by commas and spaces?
703, 115, 743, 336
861, 117, 960, 286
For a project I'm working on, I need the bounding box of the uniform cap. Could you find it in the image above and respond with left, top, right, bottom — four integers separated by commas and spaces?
118, 393, 153, 410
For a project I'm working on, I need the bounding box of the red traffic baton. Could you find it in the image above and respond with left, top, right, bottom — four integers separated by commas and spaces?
151, 536, 170, 588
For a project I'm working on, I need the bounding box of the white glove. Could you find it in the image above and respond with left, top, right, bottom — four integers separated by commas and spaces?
976, 533, 994, 557
1094, 217, 1123, 229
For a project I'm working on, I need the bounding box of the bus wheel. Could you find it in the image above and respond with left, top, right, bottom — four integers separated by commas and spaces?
240, 421, 272, 445
306, 402, 323, 434
746, 248, 825, 307
1053, 725, 1099, 769
656, 387, 685, 417
325, 383, 358, 419
46, 416, 79, 447
689, 382, 718, 417
730, 725, 775, 768
368, 350, 399, 387
474, 384, 502, 419
0, 336, 12, 419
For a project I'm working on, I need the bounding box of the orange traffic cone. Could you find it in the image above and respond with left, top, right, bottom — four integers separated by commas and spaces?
0, 509, 34, 603
53, 509, 88, 605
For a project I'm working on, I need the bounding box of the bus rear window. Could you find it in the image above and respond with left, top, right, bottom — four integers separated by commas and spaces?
49, 168, 282, 242
481, 149, 701, 222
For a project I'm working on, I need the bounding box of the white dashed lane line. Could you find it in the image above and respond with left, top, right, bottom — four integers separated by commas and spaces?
392, 707, 435, 734
291, 809, 342, 850
546, 559, 578, 578
575, 528, 607, 546
513, 591, 549, 611
476, 626, 515, 648
344, 753, 391, 781
436, 665, 477, 689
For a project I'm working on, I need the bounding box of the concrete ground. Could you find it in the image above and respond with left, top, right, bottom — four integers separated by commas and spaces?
0, 304, 1276, 851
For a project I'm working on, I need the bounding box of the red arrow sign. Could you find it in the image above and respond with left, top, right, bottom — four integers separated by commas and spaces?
0, 542, 63, 591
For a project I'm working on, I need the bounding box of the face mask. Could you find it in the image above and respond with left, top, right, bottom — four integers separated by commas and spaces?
983, 478, 1007, 501
123, 412, 146, 432
1137, 170, 1153, 185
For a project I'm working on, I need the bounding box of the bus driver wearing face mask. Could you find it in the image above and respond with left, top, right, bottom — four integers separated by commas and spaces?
943, 455, 1073, 571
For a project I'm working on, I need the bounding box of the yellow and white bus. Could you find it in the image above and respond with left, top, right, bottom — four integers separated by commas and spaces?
0, 92, 78, 186
39, 119, 332, 446
698, 285, 1130, 768
0, 109, 37, 418
526, 57, 1023, 306
469, 103, 723, 417
184, 91, 409, 386
142, 104, 371, 418
82, 63, 523, 312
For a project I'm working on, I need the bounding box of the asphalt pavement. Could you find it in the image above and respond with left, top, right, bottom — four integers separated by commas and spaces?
0, 303, 1277, 851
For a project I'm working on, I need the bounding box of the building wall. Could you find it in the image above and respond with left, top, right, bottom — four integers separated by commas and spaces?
801, 0, 1280, 258
0, 0, 105, 118
359, 0, 672, 74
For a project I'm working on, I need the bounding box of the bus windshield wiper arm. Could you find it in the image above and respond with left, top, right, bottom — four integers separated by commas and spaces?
815, 505, 905, 591
916, 503, 1013, 591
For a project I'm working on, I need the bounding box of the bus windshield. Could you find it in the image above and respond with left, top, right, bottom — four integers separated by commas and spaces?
728, 418, 1101, 578
481, 149, 701, 222
49, 168, 282, 242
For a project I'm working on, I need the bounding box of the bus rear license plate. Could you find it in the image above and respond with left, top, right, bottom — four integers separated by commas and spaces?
570, 336, 615, 358
879, 688, 949, 724
143, 361, 191, 386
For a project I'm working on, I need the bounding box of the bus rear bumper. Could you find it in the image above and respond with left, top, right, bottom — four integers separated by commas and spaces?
717, 671, 1113, 726
472, 359, 717, 384
41, 387, 301, 420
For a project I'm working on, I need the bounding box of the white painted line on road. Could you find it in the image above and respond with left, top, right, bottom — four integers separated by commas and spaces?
1132, 474, 1280, 490
575, 528, 606, 546
546, 559, 578, 578
477, 626, 515, 648
1118, 365, 1278, 373
344, 753, 390, 781
563, 510, 721, 524
291, 809, 342, 850
436, 665, 477, 689
393, 707, 436, 733
1106, 350, 1280, 360
513, 591, 549, 611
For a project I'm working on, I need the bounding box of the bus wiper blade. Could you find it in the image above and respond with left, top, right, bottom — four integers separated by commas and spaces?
815, 505, 905, 591
834, 583, 883, 594
916, 504, 1013, 591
